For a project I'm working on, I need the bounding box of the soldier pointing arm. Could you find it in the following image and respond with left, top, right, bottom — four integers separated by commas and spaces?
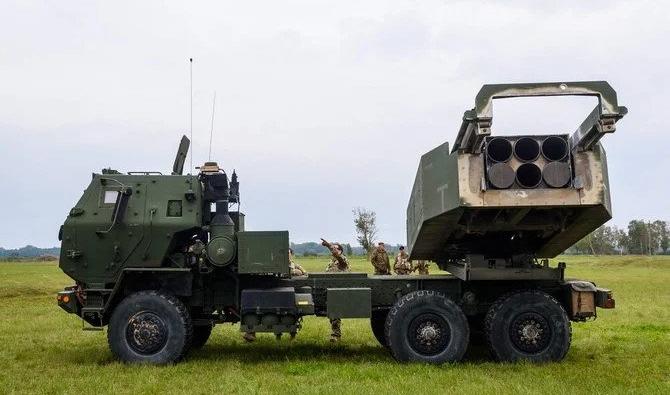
321, 238, 350, 272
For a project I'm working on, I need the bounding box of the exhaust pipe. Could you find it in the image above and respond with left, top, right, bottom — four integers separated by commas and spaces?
542, 136, 568, 161
543, 161, 571, 188
486, 138, 513, 163
488, 163, 515, 189
514, 137, 540, 162
516, 163, 542, 188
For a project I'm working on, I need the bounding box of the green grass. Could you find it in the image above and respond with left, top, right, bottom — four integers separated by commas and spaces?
0, 256, 669, 394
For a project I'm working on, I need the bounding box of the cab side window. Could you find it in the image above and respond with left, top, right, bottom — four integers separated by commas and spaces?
101, 189, 120, 206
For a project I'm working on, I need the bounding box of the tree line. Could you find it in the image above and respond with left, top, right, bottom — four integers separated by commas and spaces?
568, 220, 669, 255
351, 208, 669, 257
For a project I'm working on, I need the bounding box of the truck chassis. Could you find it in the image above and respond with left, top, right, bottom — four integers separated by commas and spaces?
58, 265, 614, 364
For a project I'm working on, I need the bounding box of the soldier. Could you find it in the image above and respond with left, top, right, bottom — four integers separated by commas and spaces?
288, 248, 306, 276
412, 260, 430, 275
370, 242, 391, 275
321, 238, 350, 342
394, 246, 412, 275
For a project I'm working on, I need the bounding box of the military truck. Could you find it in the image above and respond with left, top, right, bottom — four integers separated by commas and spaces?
57, 81, 623, 365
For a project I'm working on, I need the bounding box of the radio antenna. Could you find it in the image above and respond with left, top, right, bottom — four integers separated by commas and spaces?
189, 57, 193, 173
208, 91, 216, 161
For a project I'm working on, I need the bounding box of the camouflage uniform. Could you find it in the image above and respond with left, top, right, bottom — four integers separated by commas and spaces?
413, 260, 430, 275
325, 248, 350, 273
323, 241, 350, 340
370, 246, 391, 275
394, 250, 412, 275
290, 261, 306, 276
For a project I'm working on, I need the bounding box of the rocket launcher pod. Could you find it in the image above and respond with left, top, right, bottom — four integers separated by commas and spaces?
407, 81, 627, 270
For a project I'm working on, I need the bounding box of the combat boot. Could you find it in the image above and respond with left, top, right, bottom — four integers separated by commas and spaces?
243, 332, 256, 342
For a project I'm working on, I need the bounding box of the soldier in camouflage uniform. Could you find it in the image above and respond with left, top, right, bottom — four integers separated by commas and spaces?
412, 260, 430, 275
394, 246, 412, 275
370, 242, 391, 275
321, 238, 350, 342
288, 248, 306, 276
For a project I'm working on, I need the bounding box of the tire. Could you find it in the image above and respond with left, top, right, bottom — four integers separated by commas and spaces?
485, 290, 571, 363
191, 324, 213, 349
107, 291, 193, 364
370, 309, 389, 347
385, 290, 469, 364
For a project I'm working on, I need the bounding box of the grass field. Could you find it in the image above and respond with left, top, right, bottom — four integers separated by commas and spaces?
0, 255, 668, 394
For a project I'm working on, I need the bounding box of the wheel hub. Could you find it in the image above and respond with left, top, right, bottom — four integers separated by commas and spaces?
418, 322, 440, 342
520, 321, 541, 342
510, 312, 551, 354
126, 311, 168, 355
407, 313, 450, 356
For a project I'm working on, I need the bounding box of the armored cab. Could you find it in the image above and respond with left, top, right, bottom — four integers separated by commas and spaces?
58, 136, 291, 330
407, 82, 627, 278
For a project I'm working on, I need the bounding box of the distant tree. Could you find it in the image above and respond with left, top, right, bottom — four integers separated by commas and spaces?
597, 226, 617, 255
574, 225, 616, 255
652, 220, 668, 254
626, 220, 665, 255
660, 222, 669, 254
574, 232, 594, 254
613, 226, 629, 255
627, 220, 649, 255
572, 219, 668, 256
353, 207, 378, 256
344, 243, 353, 256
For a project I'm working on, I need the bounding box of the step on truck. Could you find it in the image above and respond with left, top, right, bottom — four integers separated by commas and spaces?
57, 81, 623, 364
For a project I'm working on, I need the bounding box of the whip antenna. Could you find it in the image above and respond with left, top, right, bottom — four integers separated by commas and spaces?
189, 57, 193, 173
208, 91, 216, 161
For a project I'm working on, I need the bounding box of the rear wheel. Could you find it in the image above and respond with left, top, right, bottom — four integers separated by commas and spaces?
191, 324, 213, 349
107, 291, 192, 364
370, 309, 389, 347
485, 290, 571, 363
385, 290, 469, 364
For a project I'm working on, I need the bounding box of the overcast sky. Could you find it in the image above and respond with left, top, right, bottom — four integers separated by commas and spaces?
1, 0, 668, 249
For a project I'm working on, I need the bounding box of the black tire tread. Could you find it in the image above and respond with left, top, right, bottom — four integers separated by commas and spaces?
484, 289, 571, 362
384, 290, 469, 364
107, 290, 193, 364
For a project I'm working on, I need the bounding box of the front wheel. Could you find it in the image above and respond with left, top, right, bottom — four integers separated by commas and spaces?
485, 290, 571, 363
107, 291, 193, 364
385, 290, 469, 364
